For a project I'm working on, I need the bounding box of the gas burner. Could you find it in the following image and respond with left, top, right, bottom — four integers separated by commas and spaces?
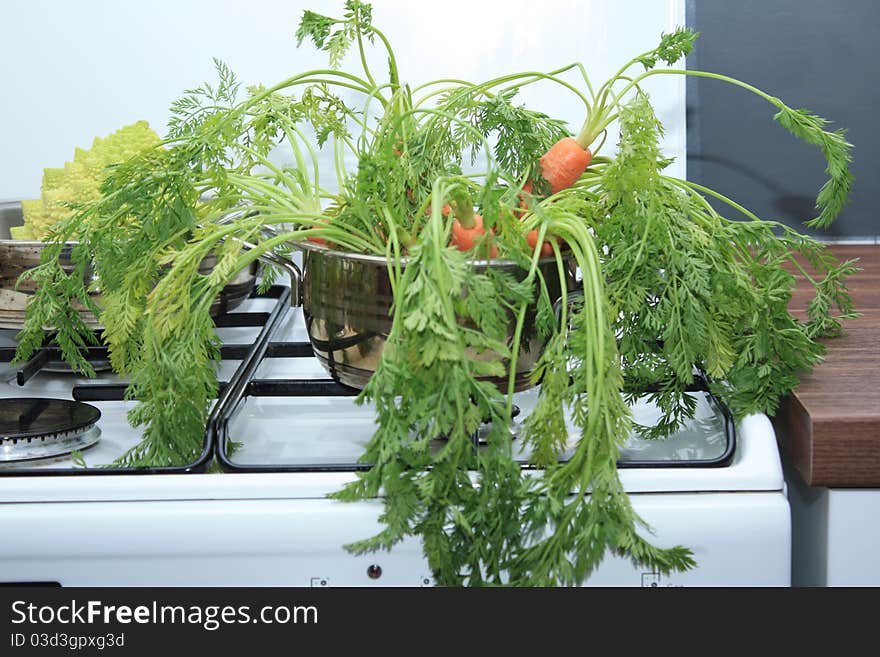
0, 398, 101, 463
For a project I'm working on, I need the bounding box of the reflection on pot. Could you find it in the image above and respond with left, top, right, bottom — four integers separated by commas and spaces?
300, 241, 577, 392
0, 201, 258, 330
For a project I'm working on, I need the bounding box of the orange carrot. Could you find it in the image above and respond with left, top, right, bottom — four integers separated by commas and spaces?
451, 213, 497, 258
307, 219, 332, 246
516, 184, 555, 256
515, 138, 590, 254
539, 137, 592, 194
526, 229, 554, 257
307, 235, 339, 248
425, 203, 452, 216
515, 181, 533, 217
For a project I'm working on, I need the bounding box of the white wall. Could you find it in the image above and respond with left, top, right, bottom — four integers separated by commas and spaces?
0, 0, 686, 201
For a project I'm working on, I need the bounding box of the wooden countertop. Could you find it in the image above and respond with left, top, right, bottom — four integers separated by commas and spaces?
772, 244, 880, 487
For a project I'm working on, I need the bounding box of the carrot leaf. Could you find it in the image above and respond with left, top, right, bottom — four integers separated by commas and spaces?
637, 27, 699, 70
773, 105, 854, 229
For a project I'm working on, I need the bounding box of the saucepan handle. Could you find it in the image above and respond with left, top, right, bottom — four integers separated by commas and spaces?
238, 238, 303, 308
208, 207, 304, 308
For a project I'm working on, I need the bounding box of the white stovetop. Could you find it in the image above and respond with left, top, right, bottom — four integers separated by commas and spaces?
0, 295, 785, 502
0, 414, 784, 503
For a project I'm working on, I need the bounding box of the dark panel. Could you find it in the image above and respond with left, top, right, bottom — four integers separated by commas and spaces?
686, 0, 880, 238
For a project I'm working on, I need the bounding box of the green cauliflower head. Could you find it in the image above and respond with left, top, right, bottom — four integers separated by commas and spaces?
13, 120, 161, 240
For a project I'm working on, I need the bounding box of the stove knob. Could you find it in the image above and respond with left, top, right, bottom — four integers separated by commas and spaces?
367, 564, 382, 580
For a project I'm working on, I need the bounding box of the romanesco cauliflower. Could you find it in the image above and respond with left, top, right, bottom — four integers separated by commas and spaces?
12, 121, 161, 240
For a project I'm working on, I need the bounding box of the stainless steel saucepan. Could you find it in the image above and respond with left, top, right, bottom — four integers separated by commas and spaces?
0, 200, 258, 331
295, 240, 577, 392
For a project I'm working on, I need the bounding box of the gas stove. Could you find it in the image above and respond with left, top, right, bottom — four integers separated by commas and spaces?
0, 281, 791, 587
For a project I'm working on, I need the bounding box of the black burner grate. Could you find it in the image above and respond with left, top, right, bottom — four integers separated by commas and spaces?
210, 316, 737, 474
0, 285, 293, 476
1, 282, 737, 476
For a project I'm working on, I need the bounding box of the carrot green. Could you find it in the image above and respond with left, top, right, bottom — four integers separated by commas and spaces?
14, 1, 857, 586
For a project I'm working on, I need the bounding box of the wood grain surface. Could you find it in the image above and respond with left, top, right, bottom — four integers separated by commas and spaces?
772, 244, 880, 487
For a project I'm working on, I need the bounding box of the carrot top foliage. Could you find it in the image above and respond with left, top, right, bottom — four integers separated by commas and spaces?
15, 1, 856, 586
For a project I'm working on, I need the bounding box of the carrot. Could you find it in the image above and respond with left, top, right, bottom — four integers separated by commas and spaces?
307, 234, 339, 248
451, 213, 497, 257
517, 136, 591, 208
519, 183, 558, 256
516, 137, 590, 253
426, 203, 451, 216
539, 137, 592, 194
451, 213, 483, 251
526, 229, 554, 257
515, 181, 533, 217
306, 219, 332, 246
